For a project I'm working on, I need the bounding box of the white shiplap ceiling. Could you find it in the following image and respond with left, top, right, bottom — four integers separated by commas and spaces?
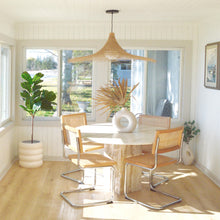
0, 0, 220, 24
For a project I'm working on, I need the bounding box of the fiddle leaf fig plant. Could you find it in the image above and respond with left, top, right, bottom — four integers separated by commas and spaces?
183, 120, 200, 144
20, 71, 56, 143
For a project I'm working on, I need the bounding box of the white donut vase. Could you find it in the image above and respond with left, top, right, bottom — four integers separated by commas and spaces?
112, 108, 137, 133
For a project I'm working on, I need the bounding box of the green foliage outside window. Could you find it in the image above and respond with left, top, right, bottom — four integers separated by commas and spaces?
27, 56, 57, 70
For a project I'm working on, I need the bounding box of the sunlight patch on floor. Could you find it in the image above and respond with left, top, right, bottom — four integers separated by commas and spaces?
81, 201, 219, 220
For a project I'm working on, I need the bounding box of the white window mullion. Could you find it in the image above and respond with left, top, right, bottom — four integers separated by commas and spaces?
57, 49, 62, 117
0, 45, 12, 126
130, 50, 145, 115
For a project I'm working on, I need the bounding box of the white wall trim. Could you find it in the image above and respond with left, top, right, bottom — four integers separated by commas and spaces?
195, 161, 220, 188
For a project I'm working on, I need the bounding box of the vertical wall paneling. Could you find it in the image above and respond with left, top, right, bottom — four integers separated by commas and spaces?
16, 125, 63, 159
15, 22, 196, 41
0, 127, 16, 180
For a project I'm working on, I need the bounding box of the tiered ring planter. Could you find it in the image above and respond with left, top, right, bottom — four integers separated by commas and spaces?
19, 140, 43, 168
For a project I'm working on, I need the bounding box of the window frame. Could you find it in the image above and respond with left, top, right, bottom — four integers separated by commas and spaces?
20, 40, 190, 125
0, 44, 12, 127
107, 47, 183, 121
22, 47, 96, 121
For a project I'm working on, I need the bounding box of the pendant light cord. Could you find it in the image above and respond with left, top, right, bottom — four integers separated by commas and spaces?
106, 9, 119, 33
111, 12, 113, 32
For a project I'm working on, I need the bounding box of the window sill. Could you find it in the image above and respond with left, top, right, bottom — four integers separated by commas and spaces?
0, 121, 14, 137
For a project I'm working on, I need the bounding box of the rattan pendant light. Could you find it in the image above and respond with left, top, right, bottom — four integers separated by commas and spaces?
68, 10, 156, 63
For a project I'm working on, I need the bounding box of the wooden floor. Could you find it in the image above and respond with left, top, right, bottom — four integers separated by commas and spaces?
0, 161, 220, 220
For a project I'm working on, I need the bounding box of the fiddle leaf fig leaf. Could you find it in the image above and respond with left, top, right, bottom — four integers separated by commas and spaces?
33, 84, 42, 92
21, 71, 32, 84
20, 90, 30, 99
21, 82, 32, 92
32, 72, 44, 82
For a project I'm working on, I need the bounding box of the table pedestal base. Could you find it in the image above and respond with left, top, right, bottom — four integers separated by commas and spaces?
105, 144, 142, 195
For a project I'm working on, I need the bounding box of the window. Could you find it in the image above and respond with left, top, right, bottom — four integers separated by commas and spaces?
24, 49, 94, 118
61, 50, 93, 115
23, 47, 181, 120
26, 49, 58, 117
110, 49, 181, 119
0, 45, 11, 125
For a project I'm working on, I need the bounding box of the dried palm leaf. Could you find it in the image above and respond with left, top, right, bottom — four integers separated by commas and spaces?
94, 79, 139, 114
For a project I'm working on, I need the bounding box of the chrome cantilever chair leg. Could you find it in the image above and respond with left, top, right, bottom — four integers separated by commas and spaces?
61, 167, 84, 184
124, 163, 181, 210
142, 171, 169, 188
61, 167, 115, 208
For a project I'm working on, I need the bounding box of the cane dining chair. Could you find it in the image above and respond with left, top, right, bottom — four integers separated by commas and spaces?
60, 126, 116, 207
124, 126, 184, 210
61, 113, 104, 183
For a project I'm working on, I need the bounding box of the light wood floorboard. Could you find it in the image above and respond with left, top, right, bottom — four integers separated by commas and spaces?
0, 161, 220, 220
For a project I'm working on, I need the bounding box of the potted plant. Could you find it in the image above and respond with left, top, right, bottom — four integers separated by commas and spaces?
94, 78, 139, 132
182, 120, 200, 165
19, 71, 56, 168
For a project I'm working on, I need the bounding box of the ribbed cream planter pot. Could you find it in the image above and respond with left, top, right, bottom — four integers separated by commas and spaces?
19, 141, 43, 168
182, 143, 194, 165
112, 108, 137, 133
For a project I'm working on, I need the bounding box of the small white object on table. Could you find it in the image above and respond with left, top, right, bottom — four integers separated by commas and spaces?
78, 123, 160, 195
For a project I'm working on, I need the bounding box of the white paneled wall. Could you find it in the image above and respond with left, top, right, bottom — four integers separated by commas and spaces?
192, 20, 220, 187
0, 127, 16, 180
16, 125, 63, 159
15, 22, 197, 40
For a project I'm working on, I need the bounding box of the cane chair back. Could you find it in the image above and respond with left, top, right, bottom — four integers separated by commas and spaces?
61, 113, 104, 153
64, 125, 83, 153
139, 114, 171, 128
152, 126, 183, 155
138, 114, 171, 153
61, 113, 87, 147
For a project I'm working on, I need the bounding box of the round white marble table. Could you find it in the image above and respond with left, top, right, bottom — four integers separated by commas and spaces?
78, 123, 160, 195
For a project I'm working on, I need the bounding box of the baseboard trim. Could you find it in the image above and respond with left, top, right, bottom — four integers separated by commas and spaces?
195, 161, 220, 188
0, 157, 17, 181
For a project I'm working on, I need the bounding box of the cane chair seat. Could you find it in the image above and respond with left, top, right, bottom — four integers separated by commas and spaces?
124, 154, 178, 169
68, 153, 116, 168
